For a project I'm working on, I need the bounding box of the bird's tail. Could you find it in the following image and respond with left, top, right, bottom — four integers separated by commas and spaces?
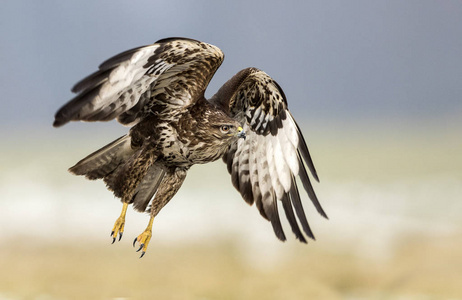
69, 134, 166, 212
69, 134, 134, 180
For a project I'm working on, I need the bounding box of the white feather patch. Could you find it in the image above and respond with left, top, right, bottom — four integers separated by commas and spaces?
250, 106, 262, 127
90, 47, 164, 112
266, 134, 284, 200
279, 124, 300, 176
283, 113, 299, 148
272, 134, 292, 192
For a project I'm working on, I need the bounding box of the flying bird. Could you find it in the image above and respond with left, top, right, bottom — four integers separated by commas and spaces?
54, 38, 327, 257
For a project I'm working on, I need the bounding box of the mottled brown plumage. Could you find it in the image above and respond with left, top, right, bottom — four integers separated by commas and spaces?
54, 38, 326, 256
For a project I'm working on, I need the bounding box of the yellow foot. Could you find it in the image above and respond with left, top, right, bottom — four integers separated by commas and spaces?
133, 229, 152, 258
111, 216, 126, 243
133, 217, 154, 258
111, 202, 128, 244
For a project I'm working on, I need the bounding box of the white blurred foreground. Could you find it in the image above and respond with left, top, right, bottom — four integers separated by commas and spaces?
1, 126, 461, 261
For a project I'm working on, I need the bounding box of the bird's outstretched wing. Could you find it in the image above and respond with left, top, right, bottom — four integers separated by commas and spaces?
54, 38, 224, 127
212, 68, 327, 243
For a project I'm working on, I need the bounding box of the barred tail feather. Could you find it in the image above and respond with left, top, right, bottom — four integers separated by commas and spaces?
69, 135, 133, 180
132, 164, 166, 212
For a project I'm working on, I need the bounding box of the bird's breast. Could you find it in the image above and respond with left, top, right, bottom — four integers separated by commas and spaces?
159, 138, 225, 167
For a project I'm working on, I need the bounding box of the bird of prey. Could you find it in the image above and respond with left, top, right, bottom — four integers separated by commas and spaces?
54, 37, 327, 257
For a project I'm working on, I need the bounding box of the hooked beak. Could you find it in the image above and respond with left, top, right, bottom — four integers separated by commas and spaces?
237, 126, 246, 140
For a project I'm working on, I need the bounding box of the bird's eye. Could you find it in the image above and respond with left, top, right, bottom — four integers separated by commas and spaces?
220, 125, 231, 134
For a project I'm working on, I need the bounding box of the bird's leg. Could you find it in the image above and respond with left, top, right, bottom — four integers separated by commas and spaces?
132, 168, 188, 258
111, 202, 128, 243
111, 150, 155, 245
133, 216, 154, 258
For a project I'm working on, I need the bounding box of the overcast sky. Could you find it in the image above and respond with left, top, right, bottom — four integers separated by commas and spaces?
1, 0, 461, 132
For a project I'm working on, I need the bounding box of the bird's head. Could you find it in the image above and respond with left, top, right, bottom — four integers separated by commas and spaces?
221, 124, 246, 139
203, 109, 246, 143
212, 121, 246, 141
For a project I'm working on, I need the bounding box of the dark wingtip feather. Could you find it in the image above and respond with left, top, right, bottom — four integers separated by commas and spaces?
268, 194, 287, 242
292, 119, 320, 182
54, 83, 105, 128
281, 193, 307, 243
289, 177, 316, 240
298, 159, 328, 219
53, 118, 66, 128
68, 163, 81, 175
53, 108, 73, 129
53, 105, 74, 127
271, 218, 287, 242
313, 171, 320, 183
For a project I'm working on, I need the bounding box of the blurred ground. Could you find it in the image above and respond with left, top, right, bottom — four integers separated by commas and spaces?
1, 235, 461, 299
0, 122, 461, 299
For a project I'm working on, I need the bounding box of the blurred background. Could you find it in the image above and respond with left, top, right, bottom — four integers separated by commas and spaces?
1, 1, 461, 299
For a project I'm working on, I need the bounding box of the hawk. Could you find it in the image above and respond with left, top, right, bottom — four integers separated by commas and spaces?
54, 38, 327, 257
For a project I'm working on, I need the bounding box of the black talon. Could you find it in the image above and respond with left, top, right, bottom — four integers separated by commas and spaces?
136, 244, 144, 252
118, 232, 123, 241
110, 231, 114, 237
133, 238, 137, 247
112, 237, 116, 244
139, 251, 146, 259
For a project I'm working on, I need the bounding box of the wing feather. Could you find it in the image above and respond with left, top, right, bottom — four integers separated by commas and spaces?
54, 38, 224, 127
237, 139, 253, 204
214, 67, 326, 242
292, 115, 320, 182
248, 138, 262, 210
268, 192, 286, 241
281, 192, 307, 243
298, 153, 328, 219
255, 135, 274, 219
272, 134, 292, 192
266, 134, 285, 200
289, 175, 315, 240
